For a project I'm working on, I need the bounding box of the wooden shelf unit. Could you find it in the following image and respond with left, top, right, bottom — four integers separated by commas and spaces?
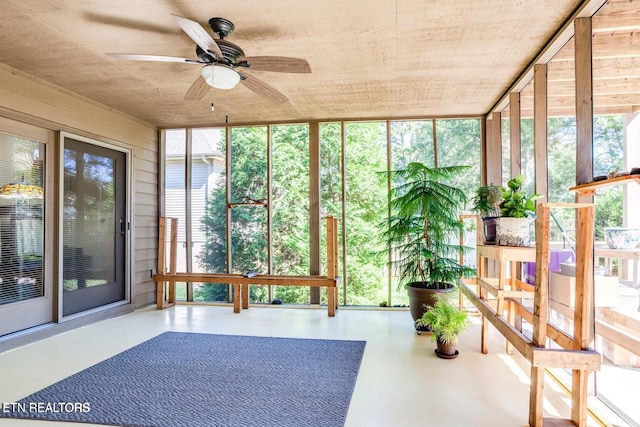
460, 203, 602, 427
476, 244, 536, 354
568, 174, 640, 196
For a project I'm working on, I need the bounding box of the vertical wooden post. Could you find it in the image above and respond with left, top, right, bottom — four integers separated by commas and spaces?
168, 218, 178, 305
326, 216, 335, 275
510, 92, 522, 179
573, 17, 594, 425
534, 63, 548, 203
506, 259, 518, 355
185, 129, 193, 302
481, 117, 489, 185
572, 204, 595, 426
529, 204, 550, 427
487, 113, 502, 280
529, 366, 545, 427
478, 251, 489, 355
309, 122, 321, 304
340, 122, 347, 307
234, 282, 241, 313
267, 124, 273, 303
156, 217, 167, 309
333, 217, 339, 311
488, 112, 503, 186
242, 283, 250, 310
575, 17, 594, 206
327, 216, 337, 317
532, 205, 550, 342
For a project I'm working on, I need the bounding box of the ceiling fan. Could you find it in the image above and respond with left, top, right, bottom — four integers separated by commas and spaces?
106, 15, 311, 104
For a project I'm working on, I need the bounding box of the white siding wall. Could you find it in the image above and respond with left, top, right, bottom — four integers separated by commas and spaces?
0, 64, 159, 309
164, 157, 225, 273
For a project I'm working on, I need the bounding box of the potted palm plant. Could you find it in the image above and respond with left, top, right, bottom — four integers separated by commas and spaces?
496, 174, 541, 247
382, 162, 476, 327
470, 184, 503, 245
415, 296, 470, 359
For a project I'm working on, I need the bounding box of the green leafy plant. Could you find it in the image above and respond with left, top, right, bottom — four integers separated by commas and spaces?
382, 162, 476, 290
415, 296, 470, 345
499, 175, 541, 218
470, 184, 503, 218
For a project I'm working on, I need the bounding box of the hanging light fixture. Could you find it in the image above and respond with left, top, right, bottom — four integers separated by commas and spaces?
0, 183, 44, 199
201, 64, 241, 90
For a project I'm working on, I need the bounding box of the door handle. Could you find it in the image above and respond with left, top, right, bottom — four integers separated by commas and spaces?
120, 218, 126, 236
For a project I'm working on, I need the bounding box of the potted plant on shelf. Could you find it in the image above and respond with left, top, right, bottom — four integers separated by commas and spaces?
415, 296, 470, 359
381, 162, 476, 328
470, 184, 503, 245
496, 174, 541, 247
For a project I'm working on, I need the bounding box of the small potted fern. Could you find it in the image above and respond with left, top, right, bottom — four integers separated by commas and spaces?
415, 296, 470, 359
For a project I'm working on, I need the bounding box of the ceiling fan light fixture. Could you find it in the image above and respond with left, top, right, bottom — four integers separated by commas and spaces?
201, 65, 240, 90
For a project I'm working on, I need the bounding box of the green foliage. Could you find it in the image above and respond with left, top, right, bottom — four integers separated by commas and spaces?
435, 119, 482, 196
594, 188, 623, 241
545, 115, 624, 243
593, 116, 624, 241
520, 118, 536, 196
499, 174, 541, 218
343, 122, 389, 304
471, 184, 503, 217
382, 162, 476, 290
198, 127, 269, 303
593, 115, 624, 176
390, 121, 436, 168
197, 121, 482, 306
415, 297, 470, 345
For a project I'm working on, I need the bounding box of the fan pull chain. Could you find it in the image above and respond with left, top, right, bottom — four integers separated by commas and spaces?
210, 66, 215, 112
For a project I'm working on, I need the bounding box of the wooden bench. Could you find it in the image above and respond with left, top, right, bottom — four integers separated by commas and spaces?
154, 216, 340, 316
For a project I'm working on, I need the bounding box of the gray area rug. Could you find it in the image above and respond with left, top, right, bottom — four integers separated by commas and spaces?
1, 332, 366, 427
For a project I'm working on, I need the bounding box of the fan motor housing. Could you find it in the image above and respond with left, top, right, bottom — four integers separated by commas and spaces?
196, 39, 245, 64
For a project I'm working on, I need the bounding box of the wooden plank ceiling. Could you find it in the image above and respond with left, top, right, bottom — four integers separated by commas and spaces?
519, 0, 640, 118
0, 0, 635, 128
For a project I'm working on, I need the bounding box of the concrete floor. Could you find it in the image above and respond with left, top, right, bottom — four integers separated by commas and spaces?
0, 305, 622, 427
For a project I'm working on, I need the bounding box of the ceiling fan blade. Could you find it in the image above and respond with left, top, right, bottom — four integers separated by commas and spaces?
83, 12, 180, 35
240, 73, 289, 104
240, 56, 311, 73
184, 76, 211, 100
171, 15, 223, 59
106, 53, 203, 64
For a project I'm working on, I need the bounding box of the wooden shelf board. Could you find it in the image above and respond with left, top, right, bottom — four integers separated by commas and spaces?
569, 174, 640, 195
543, 418, 577, 427
477, 244, 537, 262
460, 281, 601, 370
477, 278, 534, 298
514, 278, 535, 292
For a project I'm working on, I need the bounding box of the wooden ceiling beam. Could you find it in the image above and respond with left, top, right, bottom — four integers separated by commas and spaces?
522, 92, 640, 105
592, 1, 640, 33
520, 104, 638, 119
552, 31, 640, 60
548, 57, 640, 79
543, 77, 640, 95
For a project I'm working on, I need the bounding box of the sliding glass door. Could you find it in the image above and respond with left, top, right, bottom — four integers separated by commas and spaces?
0, 120, 53, 336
